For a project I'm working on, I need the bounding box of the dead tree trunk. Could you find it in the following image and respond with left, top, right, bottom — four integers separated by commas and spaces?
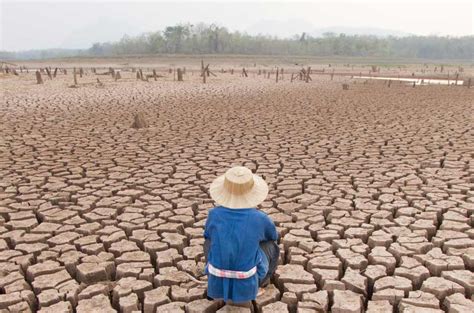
73, 68, 78, 85
35, 71, 43, 84
45, 68, 52, 80
53, 68, 58, 78
305, 67, 312, 83
242, 68, 248, 77
202, 65, 209, 84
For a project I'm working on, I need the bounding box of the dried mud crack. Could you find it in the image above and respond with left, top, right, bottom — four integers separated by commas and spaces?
0, 66, 473, 313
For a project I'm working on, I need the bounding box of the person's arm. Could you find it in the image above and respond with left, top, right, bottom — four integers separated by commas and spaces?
204, 210, 212, 239
261, 213, 278, 242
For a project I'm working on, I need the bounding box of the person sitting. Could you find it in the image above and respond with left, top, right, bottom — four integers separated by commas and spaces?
203, 166, 279, 305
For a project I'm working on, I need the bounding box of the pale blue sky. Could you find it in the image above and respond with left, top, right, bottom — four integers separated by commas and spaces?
1, 0, 472, 51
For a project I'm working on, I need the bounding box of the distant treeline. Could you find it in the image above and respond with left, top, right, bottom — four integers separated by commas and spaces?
2, 23, 473, 60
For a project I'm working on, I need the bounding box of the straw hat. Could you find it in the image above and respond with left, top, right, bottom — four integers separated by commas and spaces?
210, 166, 269, 209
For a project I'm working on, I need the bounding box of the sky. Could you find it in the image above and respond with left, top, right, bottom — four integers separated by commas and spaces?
1, 0, 473, 51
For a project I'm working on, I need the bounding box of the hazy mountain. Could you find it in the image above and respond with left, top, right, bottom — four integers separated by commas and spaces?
244, 19, 316, 38
59, 18, 146, 49
311, 26, 412, 37
245, 20, 412, 38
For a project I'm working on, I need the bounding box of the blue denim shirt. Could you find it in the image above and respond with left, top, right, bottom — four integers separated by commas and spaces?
204, 206, 278, 303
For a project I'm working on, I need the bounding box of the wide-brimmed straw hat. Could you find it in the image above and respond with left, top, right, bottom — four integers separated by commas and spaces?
210, 166, 269, 209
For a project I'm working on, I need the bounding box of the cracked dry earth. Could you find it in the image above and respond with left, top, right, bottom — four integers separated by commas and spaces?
0, 70, 473, 313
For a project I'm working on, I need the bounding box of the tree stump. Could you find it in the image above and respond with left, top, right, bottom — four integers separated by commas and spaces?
131, 112, 149, 129
35, 71, 43, 84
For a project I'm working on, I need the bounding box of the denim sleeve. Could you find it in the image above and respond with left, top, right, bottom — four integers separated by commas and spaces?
204, 211, 212, 239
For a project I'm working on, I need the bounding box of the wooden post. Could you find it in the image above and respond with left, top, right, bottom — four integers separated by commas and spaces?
276, 67, 279, 83
290, 73, 294, 82
73, 67, 78, 85
388, 80, 392, 88
136, 71, 141, 80
177, 68, 183, 81
242, 68, 248, 77
152, 69, 157, 81
115, 71, 121, 81
35, 71, 43, 84
53, 68, 58, 78
455, 73, 459, 85
467, 78, 471, 88
79, 68, 84, 78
